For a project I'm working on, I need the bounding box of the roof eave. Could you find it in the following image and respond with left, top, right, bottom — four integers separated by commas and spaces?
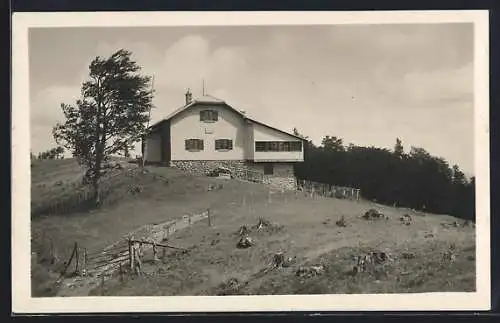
244, 117, 307, 141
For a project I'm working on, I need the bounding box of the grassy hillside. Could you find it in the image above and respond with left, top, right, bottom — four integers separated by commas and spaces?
30, 159, 475, 297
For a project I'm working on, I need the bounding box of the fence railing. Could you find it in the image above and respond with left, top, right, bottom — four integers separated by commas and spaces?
296, 179, 361, 201
237, 169, 265, 184
232, 169, 361, 201
50, 208, 214, 295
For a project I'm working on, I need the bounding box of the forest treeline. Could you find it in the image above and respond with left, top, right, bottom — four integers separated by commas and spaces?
31, 146, 65, 160
292, 129, 475, 221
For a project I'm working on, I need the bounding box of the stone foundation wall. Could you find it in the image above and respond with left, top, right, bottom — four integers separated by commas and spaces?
248, 162, 297, 191
263, 176, 297, 191
170, 160, 249, 178
170, 160, 297, 191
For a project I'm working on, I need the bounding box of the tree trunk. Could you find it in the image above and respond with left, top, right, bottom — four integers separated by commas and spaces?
93, 79, 104, 207
92, 168, 101, 206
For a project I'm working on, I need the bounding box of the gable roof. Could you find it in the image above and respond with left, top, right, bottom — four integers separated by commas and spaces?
163, 94, 239, 121
148, 95, 306, 141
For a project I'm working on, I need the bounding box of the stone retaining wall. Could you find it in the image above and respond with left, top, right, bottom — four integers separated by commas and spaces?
170, 160, 297, 191
264, 176, 297, 191
170, 160, 248, 178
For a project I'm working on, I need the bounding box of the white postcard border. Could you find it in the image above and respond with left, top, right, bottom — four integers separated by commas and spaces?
12, 10, 491, 313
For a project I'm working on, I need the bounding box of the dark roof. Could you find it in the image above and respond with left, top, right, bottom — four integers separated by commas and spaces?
148, 96, 306, 141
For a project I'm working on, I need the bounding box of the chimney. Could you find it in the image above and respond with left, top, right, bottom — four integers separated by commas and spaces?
185, 88, 193, 105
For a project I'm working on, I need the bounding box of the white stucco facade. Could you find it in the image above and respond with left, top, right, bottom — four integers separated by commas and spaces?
169, 104, 250, 161
143, 96, 305, 191
160, 102, 304, 163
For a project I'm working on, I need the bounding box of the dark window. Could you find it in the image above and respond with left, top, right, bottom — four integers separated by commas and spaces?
200, 110, 218, 122
255, 141, 266, 152
290, 142, 302, 151
215, 139, 233, 150
263, 163, 274, 175
185, 139, 204, 151
254, 141, 302, 152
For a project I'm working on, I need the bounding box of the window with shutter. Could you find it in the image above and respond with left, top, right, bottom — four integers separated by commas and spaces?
200, 109, 219, 122
185, 139, 204, 151
215, 139, 233, 151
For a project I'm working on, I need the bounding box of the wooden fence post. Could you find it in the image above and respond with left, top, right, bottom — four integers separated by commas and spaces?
59, 242, 77, 278
135, 242, 142, 276
207, 208, 211, 227
162, 246, 167, 262
83, 248, 88, 276
128, 238, 134, 271
119, 263, 124, 283
74, 241, 79, 274
153, 243, 159, 263
49, 240, 55, 264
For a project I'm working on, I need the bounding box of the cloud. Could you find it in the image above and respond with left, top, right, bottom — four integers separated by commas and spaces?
28, 25, 475, 173
159, 35, 211, 90
398, 62, 473, 104
30, 85, 81, 153
30, 86, 80, 126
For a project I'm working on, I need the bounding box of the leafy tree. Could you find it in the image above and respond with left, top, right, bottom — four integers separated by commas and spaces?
321, 135, 344, 152
293, 131, 475, 221
409, 146, 432, 161
292, 128, 315, 147
452, 164, 466, 185
292, 127, 303, 137
53, 49, 154, 205
36, 146, 65, 159
394, 138, 404, 159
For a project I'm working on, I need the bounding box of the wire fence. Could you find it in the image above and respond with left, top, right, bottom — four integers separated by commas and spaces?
229, 168, 361, 201
49, 208, 213, 295
296, 179, 361, 201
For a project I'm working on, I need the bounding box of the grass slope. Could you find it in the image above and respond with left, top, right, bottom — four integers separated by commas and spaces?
30, 159, 475, 297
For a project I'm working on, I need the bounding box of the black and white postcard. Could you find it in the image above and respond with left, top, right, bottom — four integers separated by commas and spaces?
11, 10, 491, 313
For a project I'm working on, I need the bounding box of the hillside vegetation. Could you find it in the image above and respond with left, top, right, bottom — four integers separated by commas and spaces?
293, 133, 475, 222
30, 159, 475, 297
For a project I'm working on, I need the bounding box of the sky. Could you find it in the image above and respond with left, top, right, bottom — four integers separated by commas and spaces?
29, 24, 475, 175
